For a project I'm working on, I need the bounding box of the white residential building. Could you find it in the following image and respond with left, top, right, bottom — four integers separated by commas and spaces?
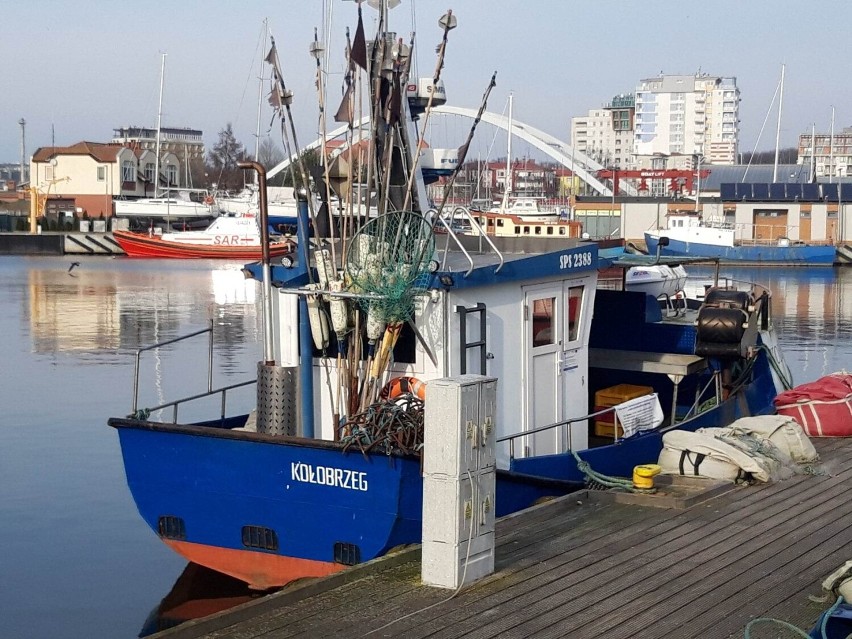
798, 126, 852, 178
29, 141, 180, 218
113, 126, 205, 186
633, 74, 739, 166
571, 94, 635, 170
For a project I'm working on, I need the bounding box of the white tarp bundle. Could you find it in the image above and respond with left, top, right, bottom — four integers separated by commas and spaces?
701, 415, 818, 465
822, 560, 852, 601
658, 415, 818, 483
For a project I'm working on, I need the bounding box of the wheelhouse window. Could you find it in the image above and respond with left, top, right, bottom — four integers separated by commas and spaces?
532, 297, 555, 347
567, 285, 584, 342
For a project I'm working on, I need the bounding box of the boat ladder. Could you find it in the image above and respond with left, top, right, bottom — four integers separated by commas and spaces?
456, 302, 487, 375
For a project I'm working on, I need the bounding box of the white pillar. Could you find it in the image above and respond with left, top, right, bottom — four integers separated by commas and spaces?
422, 375, 497, 589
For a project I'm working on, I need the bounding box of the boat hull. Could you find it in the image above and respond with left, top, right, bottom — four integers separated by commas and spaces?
645, 232, 836, 265
113, 230, 293, 260
112, 423, 425, 589
111, 348, 778, 590
109, 420, 579, 590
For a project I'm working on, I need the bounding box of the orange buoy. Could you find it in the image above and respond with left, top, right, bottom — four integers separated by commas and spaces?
204, 196, 215, 205
380, 376, 426, 401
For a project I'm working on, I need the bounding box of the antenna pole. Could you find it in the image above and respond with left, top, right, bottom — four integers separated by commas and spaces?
772, 63, 784, 183
154, 53, 166, 197
18, 118, 26, 186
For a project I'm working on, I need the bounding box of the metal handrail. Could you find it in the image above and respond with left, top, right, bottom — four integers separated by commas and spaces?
451, 206, 505, 274
131, 319, 257, 423
132, 319, 214, 414
140, 379, 256, 424
496, 405, 619, 462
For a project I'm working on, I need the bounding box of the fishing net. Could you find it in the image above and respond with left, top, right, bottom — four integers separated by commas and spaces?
344, 210, 435, 323
339, 395, 425, 456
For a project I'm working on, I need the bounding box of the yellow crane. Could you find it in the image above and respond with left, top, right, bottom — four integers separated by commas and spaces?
28, 176, 71, 233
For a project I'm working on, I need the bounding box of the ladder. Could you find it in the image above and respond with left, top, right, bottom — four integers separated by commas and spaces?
456, 302, 487, 375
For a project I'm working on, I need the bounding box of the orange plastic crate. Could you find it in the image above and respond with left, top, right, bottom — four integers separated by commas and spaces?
593, 384, 653, 437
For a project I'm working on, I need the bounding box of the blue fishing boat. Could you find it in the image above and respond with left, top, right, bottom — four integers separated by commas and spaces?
108, 6, 793, 591
645, 212, 836, 265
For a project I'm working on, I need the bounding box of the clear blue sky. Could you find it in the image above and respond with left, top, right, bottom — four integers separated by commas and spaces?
2, 0, 850, 164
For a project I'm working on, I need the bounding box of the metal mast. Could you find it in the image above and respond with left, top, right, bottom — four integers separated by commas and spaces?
19, 118, 26, 185
154, 53, 166, 196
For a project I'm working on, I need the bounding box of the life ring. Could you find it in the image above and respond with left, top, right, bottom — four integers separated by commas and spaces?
380, 376, 426, 401
204, 196, 214, 205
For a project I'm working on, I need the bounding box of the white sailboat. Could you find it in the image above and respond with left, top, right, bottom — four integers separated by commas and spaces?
486, 93, 558, 221
114, 54, 217, 222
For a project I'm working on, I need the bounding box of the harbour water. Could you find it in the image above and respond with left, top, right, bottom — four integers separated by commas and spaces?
0, 256, 850, 639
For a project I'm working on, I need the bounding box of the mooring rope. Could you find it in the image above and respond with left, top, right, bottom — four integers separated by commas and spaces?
743, 595, 845, 639
570, 450, 655, 494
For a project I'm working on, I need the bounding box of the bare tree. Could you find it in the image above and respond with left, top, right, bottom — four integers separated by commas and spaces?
207, 123, 247, 191
258, 138, 285, 171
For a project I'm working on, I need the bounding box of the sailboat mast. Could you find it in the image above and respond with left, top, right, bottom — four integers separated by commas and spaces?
772, 63, 784, 183
154, 53, 166, 197
811, 123, 816, 182
501, 92, 513, 210
829, 106, 836, 184
254, 21, 268, 185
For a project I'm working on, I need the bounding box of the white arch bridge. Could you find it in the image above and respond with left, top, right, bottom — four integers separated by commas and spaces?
268, 105, 632, 196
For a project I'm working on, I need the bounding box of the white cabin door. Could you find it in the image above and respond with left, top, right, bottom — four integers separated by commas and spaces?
523, 284, 563, 457
560, 279, 593, 452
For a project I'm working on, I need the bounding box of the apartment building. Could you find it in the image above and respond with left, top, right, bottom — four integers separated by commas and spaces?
634, 74, 739, 167
570, 94, 635, 169
798, 126, 852, 178
113, 126, 205, 186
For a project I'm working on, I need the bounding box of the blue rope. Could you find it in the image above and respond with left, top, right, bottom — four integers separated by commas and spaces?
743, 595, 845, 639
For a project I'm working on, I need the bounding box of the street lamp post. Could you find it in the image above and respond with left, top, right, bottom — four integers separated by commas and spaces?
694, 154, 703, 213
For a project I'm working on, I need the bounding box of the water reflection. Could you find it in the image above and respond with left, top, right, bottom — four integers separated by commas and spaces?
139, 563, 272, 637
0, 256, 266, 639
718, 266, 851, 382
23, 258, 258, 357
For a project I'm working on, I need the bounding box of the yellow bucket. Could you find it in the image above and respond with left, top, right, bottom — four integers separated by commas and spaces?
633, 464, 662, 489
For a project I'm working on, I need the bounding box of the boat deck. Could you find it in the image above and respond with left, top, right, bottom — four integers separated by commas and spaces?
152, 438, 851, 639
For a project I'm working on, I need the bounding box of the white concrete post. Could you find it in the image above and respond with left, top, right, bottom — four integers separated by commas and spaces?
422, 374, 497, 589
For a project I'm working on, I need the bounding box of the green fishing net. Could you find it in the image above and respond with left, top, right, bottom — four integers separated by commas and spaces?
344, 210, 435, 322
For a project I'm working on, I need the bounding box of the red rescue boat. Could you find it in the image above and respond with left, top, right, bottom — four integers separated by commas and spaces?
113, 215, 294, 260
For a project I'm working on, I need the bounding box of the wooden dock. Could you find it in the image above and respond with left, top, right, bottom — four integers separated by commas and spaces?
153, 438, 852, 639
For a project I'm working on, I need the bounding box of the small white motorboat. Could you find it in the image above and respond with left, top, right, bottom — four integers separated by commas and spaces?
625, 264, 688, 298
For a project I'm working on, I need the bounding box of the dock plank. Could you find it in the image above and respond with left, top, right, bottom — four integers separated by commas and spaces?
153, 439, 849, 639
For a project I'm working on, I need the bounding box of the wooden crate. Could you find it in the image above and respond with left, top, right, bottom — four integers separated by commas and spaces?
593, 384, 654, 437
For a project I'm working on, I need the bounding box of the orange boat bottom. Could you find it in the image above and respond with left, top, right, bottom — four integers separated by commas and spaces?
164, 539, 346, 590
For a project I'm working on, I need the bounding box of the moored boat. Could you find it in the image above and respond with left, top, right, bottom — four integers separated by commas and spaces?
624, 263, 687, 298
114, 191, 218, 221
113, 215, 293, 259
108, 6, 794, 592
645, 211, 836, 265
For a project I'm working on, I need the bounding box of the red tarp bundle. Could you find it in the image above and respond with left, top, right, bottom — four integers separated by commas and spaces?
774, 372, 852, 437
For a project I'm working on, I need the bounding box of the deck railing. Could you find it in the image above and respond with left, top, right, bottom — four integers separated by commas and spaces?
497, 372, 722, 463
496, 405, 616, 462
131, 319, 256, 424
